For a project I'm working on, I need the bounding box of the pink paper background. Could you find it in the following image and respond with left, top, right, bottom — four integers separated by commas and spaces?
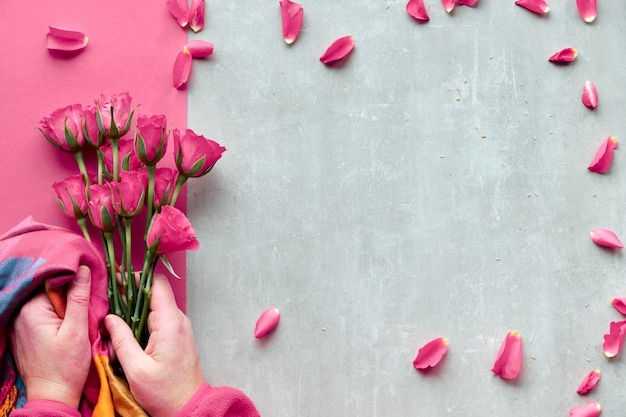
0, 1, 188, 308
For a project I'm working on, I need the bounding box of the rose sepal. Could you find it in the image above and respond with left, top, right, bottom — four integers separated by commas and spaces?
96, 102, 137, 139
96, 204, 116, 232
159, 254, 181, 279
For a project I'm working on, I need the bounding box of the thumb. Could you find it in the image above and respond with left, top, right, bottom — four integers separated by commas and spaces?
62, 265, 92, 328
104, 314, 146, 371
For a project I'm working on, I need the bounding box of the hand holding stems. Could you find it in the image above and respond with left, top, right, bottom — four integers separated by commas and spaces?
105, 273, 204, 417
10, 266, 93, 409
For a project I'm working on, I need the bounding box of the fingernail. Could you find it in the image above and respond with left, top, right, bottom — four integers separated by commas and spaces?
105, 315, 117, 330
75, 266, 90, 283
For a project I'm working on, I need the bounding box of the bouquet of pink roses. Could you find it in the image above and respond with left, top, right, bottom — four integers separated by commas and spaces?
39, 92, 224, 345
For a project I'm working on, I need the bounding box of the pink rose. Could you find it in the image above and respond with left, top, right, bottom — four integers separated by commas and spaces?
146, 205, 199, 254
87, 183, 117, 231
51, 174, 88, 219
103, 137, 143, 176
153, 167, 179, 209
39, 104, 85, 152
96, 92, 134, 138
112, 170, 147, 217
173, 128, 226, 178
83, 105, 105, 147
135, 114, 168, 165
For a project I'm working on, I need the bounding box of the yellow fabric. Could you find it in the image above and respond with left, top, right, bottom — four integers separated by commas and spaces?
102, 355, 148, 417
44, 281, 67, 319
92, 353, 147, 417
0, 385, 16, 416
92, 354, 115, 417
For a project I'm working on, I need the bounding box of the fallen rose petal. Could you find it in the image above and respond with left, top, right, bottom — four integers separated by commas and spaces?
569, 402, 601, 417
611, 297, 626, 315
167, 0, 189, 28
189, 0, 205, 32
515, 0, 550, 14
406, 0, 430, 21
577, 370, 601, 395
576, 0, 596, 23
173, 47, 193, 89
582, 81, 598, 110
458, 0, 479, 6
46, 26, 88, 52
280, 0, 304, 44
442, 0, 455, 13
588, 136, 618, 174
254, 307, 280, 338
320, 36, 355, 65
590, 228, 623, 249
548, 47, 577, 63
603, 320, 626, 357
413, 337, 448, 370
491, 331, 522, 380
186, 40, 214, 58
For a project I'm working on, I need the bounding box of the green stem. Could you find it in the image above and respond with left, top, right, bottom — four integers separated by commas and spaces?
111, 138, 120, 181
104, 231, 123, 317
73, 151, 90, 187
169, 174, 188, 207
97, 149, 105, 184
132, 251, 157, 333
123, 217, 136, 325
116, 216, 127, 312
135, 262, 157, 344
76, 217, 91, 242
100, 232, 114, 310
145, 165, 156, 235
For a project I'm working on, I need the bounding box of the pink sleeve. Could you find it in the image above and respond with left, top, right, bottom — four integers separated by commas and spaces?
174, 383, 260, 417
10, 400, 81, 417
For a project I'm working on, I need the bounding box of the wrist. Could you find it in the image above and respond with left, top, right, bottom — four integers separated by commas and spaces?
22, 399, 81, 416
25, 378, 81, 409
172, 383, 211, 417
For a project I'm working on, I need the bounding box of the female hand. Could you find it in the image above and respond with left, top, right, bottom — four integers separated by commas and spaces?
10, 266, 92, 408
105, 273, 204, 417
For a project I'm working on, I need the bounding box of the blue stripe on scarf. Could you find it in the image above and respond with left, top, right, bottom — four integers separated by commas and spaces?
0, 257, 46, 327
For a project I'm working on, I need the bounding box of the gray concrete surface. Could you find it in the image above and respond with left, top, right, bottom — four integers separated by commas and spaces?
185, 1, 626, 415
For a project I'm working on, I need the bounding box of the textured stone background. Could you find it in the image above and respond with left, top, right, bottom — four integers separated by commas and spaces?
186, 1, 626, 415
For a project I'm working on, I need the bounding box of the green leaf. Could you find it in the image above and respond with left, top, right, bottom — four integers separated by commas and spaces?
159, 255, 181, 279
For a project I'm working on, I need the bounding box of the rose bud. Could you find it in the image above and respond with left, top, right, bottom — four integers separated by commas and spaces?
96, 92, 135, 139
134, 114, 168, 165
147, 206, 200, 254
39, 104, 86, 152
52, 174, 88, 219
87, 183, 117, 231
111, 170, 147, 217
153, 167, 179, 209
173, 128, 226, 178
